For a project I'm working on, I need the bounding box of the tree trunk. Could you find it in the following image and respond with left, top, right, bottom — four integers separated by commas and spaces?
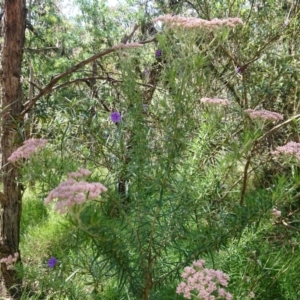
0, 0, 26, 298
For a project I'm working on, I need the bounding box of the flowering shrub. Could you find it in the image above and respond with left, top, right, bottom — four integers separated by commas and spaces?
176, 260, 232, 300
13, 2, 300, 299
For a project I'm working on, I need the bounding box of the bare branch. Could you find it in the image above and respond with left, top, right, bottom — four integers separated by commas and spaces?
21, 47, 117, 116
258, 114, 300, 144
52, 76, 157, 91
24, 47, 59, 52
121, 23, 139, 44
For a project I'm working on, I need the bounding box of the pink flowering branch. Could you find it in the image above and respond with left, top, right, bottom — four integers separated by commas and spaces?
244, 109, 283, 121
8, 138, 47, 163
200, 97, 230, 106
0, 252, 19, 270
176, 259, 232, 300
153, 15, 243, 30
272, 141, 300, 161
68, 168, 92, 178
271, 208, 281, 218
44, 168, 107, 214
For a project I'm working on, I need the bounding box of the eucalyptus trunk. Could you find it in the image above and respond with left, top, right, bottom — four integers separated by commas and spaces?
0, 0, 26, 297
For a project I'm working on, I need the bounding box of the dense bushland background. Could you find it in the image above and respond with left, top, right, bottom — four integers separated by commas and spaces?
3, 0, 300, 299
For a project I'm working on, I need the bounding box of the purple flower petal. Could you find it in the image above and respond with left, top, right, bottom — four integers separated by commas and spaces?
155, 50, 162, 57
47, 257, 57, 268
110, 112, 121, 123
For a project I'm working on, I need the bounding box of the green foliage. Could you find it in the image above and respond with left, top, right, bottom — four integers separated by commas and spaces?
17, 0, 300, 299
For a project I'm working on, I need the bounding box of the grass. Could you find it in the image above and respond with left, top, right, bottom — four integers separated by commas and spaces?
20, 188, 134, 299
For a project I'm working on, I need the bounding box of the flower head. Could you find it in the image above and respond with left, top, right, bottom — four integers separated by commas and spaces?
201, 97, 230, 106
0, 252, 19, 270
272, 141, 300, 161
44, 168, 108, 214
244, 109, 283, 121
236, 67, 242, 74
152, 14, 243, 30
155, 49, 162, 57
8, 138, 47, 162
176, 259, 232, 300
110, 111, 121, 123
68, 168, 92, 179
271, 208, 281, 218
47, 257, 57, 268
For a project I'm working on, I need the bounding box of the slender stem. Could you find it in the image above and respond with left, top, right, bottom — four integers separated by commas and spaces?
240, 156, 251, 205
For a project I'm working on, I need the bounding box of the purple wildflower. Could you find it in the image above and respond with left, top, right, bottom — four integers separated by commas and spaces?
143, 104, 147, 111
236, 67, 242, 74
155, 49, 162, 57
110, 112, 121, 123
47, 257, 57, 268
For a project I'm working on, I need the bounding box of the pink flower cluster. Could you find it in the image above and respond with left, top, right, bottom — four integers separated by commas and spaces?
200, 97, 230, 106
113, 43, 143, 50
271, 208, 281, 218
153, 14, 243, 29
8, 138, 47, 162
244, 109, 283, 121
176, 259, 232, 300
0, 252, 19, 270
68, 168, 92, 178
272, 141, 300, 161
44, 168, 107, 214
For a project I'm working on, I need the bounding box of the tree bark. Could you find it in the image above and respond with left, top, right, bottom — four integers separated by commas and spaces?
0, 0, 26, 298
